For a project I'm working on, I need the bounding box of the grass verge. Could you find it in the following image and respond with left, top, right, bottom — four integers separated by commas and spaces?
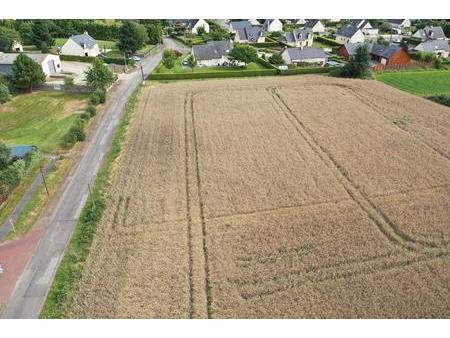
39, 84, 141, 318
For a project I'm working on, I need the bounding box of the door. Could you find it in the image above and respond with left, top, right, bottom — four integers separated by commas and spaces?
47, 60, 56, 74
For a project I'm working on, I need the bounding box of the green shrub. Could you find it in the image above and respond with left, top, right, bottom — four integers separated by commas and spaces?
315, 35, 343, 47
80, 112, 91, 121
0, 159, 26, 190
90, 89, 106, 105
279, 67, 336, 75
63, 124, 86, 147
86, 105, 97, 117
149, 69, 277, 80
428, 94, 450, 107
0, 83, 11, 104
60, 55, 96, 63
268, 53, 284, 65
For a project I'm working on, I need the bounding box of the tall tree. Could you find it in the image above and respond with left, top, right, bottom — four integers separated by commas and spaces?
0, 27, 20, 52
336, 44, 371, 78
117, 21, 148, 54
0, 141, 11, 170
228, 44, 257, 66
84, 58, 114, 91
146, 22, 163, 45
31, 20, 55, 50
0, 83, 11, 104
11, 54, 46, 92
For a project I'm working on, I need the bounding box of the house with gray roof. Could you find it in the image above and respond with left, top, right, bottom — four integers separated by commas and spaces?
387, 19, 411, 29
263, 19, 283, 32
187, 19, 210, 34
60, 32, 100, 57
304, 20, 325, 33
0, 52, 61, 77
229, 20, 253, 33
281, 28, 314, 48
336, 25, 365, 44
350, 19, 379, 36
414, 40, 450, 58
413, 26, 447, 41
192, 40, 233, 67
281, 47, 329, 65
234, 26, 265, 44
338, 43, 411, 66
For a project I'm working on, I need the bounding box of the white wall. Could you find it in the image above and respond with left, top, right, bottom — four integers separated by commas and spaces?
40, 54, 62, 77
267, 19, 283, 32
61, 38, 100, 57
192, 19, 210, 34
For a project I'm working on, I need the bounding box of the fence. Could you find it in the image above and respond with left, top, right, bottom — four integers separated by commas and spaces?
371, 61, 433, 72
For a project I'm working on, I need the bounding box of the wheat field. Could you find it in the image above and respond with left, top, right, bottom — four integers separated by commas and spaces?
69, 76, 450, 318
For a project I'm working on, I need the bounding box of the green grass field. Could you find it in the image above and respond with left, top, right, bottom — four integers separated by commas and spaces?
0, 91, 88, 153
375, 69, 450, 96
156, 55, 266, 74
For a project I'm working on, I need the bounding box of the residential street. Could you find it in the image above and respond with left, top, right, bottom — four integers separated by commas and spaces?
1, 38, 185, 318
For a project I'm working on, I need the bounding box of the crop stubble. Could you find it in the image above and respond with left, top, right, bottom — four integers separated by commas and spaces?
70, 76, 450, 318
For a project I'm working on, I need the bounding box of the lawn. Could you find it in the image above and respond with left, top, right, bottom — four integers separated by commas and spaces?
375, 69, 450, 96
105, 44, 155, 58
0, 91, 88, 153
155, 55, 267, 74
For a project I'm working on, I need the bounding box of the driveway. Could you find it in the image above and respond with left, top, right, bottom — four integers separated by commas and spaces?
61, 61, 90, 85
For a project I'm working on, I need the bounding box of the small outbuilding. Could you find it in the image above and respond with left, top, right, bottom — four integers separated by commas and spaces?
0, 52, 62, 77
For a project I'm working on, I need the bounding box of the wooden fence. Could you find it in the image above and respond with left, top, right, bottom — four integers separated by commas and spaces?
371, 61, 433, 72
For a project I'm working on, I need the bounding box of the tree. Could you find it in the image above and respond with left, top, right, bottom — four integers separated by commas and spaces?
162, 49, 177, 69
209, 25, 229, 41
186, 54, 196, 72
85, 58, 114, 91
196, 26, 206, 36
269, 53, 284, 65
0, 141, 11, 170
377, 36, 389, 46
17, 21, 34, 45
228, 44, 257, 66
332, 44, 371, 79
378, 22, 390, 33
118, 20, 148, 54
11, 54, 46, 92
31, 20, 54, 49
0, 27, 20, 52
147, 22, 163, 45
0, 83, 11, 104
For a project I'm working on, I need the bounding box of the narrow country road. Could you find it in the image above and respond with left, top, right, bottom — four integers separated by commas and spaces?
1, 39, 186, 318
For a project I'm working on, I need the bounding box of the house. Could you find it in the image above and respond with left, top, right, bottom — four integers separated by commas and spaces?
336, 25, 365, 44
281, 47, 329, 65
12, 40, 23, 52
60, 32, 100, 57
370, 44, 411, 66
234, 26, 265, 43
263, 19, 283, 32
281, 28, 314, 48
192, 40, 233, 67
187, 19, 210, 34
286, 19, 307, 25
414, 40, 450, 58
350, 19, 379, 36
304, 20, 325, 33
387, 19, 411, 29
229, 20, 253, 33
248, 19, 260, 26
338, 42, 411, 66
0, 52, 62, 77
413, 26, 447, 41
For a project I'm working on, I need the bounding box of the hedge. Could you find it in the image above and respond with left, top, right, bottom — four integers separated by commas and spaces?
278, 66, 338, 76
149, 69, 278, 80
253, 42, 280, 48
402, 36, 422, 46
255, 57, 277, 69
60, 54, 125, 65
315, 35, 343, 47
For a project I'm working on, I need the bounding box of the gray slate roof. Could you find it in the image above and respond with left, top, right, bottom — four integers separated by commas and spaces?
285, 47, 328, 61
0, 52, 50, 65
230, 20, 252, 31
236, 26, 264, 42
350, 19, 366, 28
305, 19, 321, 29
187, 19, 200, 30
337, 25, 360, 38
282, 28, 313, 44
387, 19, 407, 24
192, 40, 232, 61
343, 43, 403, 59
69, 32, 97, 49
415, 40, 450, 52
414, 26, 446, 40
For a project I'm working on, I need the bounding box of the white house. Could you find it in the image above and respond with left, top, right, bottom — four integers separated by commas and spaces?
61, 32, 100, 57
281, 28, 314, 48
234, 26, 265, 43
336, 25, 365, 44
192, 40, 232, 67
12, 40, 23, 52
248, 19, 260, 26
414, 40, 450, 58
187, 19, 210, 34
263, 19, 283, 32
304, 20, 325, 34
287, 19, 307, 25
413, 26, 447, 41
387, 19, 411, 29
350, 19, 378, 36
281, 47, 329, 65
0, 53, 61, 77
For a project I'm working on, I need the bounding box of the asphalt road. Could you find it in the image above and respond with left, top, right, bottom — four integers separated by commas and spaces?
1, 39, 184, 318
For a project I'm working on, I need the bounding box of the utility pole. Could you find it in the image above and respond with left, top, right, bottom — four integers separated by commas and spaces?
140, 63, 145, 81
9, 218, 16, 233
40, 163, 49, 196
123, 52, 128, 73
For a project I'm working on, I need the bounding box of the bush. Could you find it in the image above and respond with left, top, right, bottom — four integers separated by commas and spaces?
268, 53, 284, 65
86, 105, 97, 117
0, 159, 26, 191
0, 83, 11, 104
315, 35, 343, 47
90, 89, 106, 105
64, 124, 86, 147
279, 67, 337, 76
428, 94, 450, 107
64, 77, 75, 91
80, 112, 91, 122
162, 49, 177, 69
149, 69, 277, 80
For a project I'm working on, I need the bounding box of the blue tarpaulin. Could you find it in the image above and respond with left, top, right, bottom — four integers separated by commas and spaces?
8, 145, 37, 159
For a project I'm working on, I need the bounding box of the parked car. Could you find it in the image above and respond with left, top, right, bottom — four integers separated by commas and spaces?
326, 60, 345, 67
129, 55, 141, 62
